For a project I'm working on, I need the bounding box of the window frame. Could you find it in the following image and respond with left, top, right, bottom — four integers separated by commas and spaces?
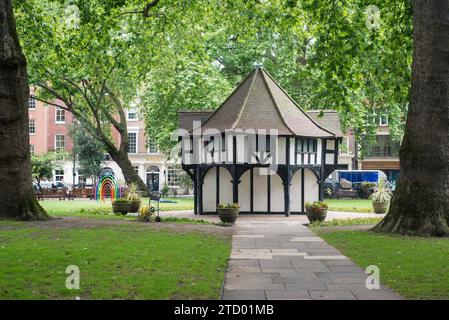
55, 107, 66, 124
295, 138, 317, 154
147, 138, 158, 154
28, 96, 36, 109
54, 169, 64, 182
167, 166, 181, 187
126, 109, 138, 121
379, 115, 389, 126
29, 119, 36, 135
127, 131, 138, 154
54, 134, 65, 152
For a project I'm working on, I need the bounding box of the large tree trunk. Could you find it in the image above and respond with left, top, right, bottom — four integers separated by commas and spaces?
0, 0, 49, 220
372, 0, 449, 236
107, 148, 148, 195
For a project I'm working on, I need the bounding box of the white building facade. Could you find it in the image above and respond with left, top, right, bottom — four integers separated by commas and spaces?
178, 68, 344, 215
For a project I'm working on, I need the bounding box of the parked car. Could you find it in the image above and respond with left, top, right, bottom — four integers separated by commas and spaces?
33, 182, 42, 193
36, 181, 66, 189
36, 180, 52, 189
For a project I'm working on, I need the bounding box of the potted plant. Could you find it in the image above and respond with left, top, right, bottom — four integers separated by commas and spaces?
217, 203, 240, 223
126, 183, 141, 213
370, 180, 392, 214
112, 198, 130, 215
305, 201, 328, 223
138, 204, 153, 222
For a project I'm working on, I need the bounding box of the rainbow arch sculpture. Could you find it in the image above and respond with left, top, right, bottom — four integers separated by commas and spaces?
95, 174, 121, 202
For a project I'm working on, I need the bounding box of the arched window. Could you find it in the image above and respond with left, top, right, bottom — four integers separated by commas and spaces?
99, 167, 115, 178
146, 166, 160, 173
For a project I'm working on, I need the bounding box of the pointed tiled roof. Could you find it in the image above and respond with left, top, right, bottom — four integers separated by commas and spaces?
307, 110, 344, 138
200, 68, 335, 138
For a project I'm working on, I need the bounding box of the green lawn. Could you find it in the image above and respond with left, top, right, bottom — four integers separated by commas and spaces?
0, 221, 230, 299
39, 198, 371, 216
315, 228, 449, 299
40, 197, 194, 217
325, 199, 373, 213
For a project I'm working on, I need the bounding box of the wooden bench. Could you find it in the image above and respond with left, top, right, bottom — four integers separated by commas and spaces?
71, 188, 94, 200
39, 188, 68, 201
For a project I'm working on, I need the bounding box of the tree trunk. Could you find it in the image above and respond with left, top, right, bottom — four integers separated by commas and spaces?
372, 0, 449, 236
0, 0, 49, 220
107, 148, 148, 195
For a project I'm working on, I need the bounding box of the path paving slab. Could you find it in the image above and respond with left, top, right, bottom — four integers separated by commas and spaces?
222, 220, 402, 300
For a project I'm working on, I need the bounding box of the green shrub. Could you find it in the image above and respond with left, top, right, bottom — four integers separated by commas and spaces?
161, 184, 171, 198
126, 183, 141, 202
113, 198, 129, 204
217, 203, 240, 209
305, 201, 328, 211
370, 180, 392, 203
138, 204, 153, 222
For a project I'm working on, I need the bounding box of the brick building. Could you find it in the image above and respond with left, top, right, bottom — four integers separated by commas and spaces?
28, 95, 181, 190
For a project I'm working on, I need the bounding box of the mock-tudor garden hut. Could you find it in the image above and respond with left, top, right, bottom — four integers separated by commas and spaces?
178, 67, 343, 216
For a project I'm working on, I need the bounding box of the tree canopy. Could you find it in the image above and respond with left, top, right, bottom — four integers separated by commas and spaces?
69, 124, 105, 180
31, 152, 61, 186
141, 0, 413, 155
16, 0, 413, 158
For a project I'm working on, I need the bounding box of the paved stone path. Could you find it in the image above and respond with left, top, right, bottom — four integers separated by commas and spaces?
221, 221, 401, 300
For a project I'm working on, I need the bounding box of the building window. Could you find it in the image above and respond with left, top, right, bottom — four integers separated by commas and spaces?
167, 166, 181, 187
54, 169, 64, 182
295, 138, 317, 154
339, 137, 350, 154
29, 119, 36, 134
127, 109, 138, 121
147, 138, 158, 154
133, 166, 139, 174
28, 96, 36, 109
55, 134, 65, 152
29, 119, 36, 135
78, 175, 85, 185
30, 144, 35, 156
55, 107, 65, 124
379, 115, 388, 126
255, 135, 271, 153
366, 135, 400, 158
127, 132, 137, 153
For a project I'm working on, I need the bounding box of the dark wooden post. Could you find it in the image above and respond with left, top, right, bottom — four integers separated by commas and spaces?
284, 138, 291, 216
334, 138, 339, 165
301, 168, 305, 213
319, 139, 327, 201
196, 166, 203, 214
216, 166, 220, 206
193, 171, 198, 215
232, 136, 239, 203
250, 167, 254, 214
